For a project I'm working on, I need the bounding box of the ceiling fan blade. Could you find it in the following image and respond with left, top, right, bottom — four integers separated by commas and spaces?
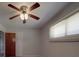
8, 4, 20, 11
9, 14, 20, 20
29, 14, 40, 20
29, 2, 40, 11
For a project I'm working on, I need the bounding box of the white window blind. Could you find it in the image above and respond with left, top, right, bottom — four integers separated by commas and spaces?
50, 12, 79, 38
67, 12, 79, 35
50, 20, 65, 38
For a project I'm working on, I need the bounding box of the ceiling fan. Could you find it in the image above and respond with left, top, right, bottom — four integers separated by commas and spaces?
8, 2, 40, 24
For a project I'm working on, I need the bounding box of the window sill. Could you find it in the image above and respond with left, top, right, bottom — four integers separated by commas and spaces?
49, 34, 79, 42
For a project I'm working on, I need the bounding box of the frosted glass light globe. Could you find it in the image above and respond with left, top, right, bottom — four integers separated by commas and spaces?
20, 13, 28, 20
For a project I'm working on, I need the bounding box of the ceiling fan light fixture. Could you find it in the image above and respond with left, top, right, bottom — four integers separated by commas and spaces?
20, 13, 28, 20
25, 13, 28, 20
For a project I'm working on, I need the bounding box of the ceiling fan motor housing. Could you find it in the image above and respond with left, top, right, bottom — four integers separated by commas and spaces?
20, 6, 28, 14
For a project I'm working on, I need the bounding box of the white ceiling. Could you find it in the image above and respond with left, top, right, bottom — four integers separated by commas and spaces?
0, 2, 68, 29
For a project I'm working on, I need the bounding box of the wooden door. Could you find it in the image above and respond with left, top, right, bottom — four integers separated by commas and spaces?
5, 33, 16, 57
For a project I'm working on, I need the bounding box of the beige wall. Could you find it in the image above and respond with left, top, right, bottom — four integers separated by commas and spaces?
6, 28, 41, 57
41, 3, 79, 57
0, 24, 6, 32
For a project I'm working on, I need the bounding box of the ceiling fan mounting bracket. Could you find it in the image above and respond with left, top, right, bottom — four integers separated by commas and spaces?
20, 5, 28, 14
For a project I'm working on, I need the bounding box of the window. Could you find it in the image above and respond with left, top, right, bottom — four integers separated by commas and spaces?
50, 12, 79, 40
0, 31, 4, 56
50, 20, 65, 38
67, 12, 79, 35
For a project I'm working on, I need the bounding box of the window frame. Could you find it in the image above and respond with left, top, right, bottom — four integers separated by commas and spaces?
49, 8, 79, 42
